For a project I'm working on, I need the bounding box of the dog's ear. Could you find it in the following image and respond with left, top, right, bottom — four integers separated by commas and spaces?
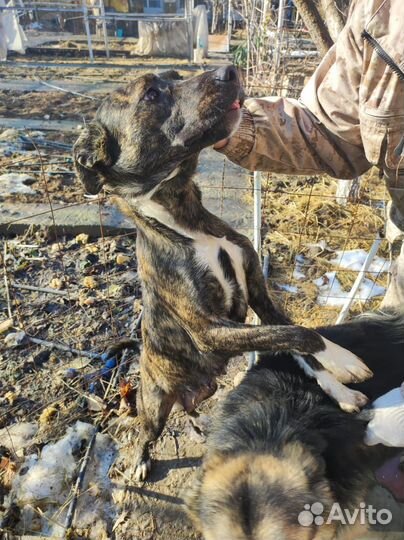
73, 122, 116, 194
74, 122, 114, 170
159, 70, 183, 81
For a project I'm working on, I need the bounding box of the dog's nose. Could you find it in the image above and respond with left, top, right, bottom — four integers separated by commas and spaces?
215, 65, 238, 82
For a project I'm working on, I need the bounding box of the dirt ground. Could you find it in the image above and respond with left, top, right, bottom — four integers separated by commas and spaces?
0, 225, 245, 539
0, 45, 399, 540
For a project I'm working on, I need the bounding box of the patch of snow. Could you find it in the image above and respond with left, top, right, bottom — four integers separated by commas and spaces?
5, 421, 117, 539
292, 254, 307, 281
314, 271, 385, 307
0, 128, 20, 141
11, 421, 94, 506
0, 173, 37, 196
293, 267, 306, 280
0, 422, 38, 455
278, 283, 298, 293
330, 249, 391, 273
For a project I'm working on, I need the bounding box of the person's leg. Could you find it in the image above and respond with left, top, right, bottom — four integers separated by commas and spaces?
382, 238, 404, 308
381, 170, 404, 309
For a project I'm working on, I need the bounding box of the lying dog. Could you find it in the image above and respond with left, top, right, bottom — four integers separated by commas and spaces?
187, 311, 404, 540
73, 66, 371, 480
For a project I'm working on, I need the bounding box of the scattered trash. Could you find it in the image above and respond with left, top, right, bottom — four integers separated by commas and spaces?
86, 394, 106, 412
75, 233, 89, 245
278, 283, 299, 293
293, 266, 306, 280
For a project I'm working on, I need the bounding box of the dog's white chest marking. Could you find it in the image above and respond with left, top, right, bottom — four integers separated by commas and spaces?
134, 198, 247, 309
193, 234, 247, 310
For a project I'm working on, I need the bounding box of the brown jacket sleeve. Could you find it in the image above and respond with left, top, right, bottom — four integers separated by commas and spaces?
219, 97, 371, 179
219, 0, 374, 179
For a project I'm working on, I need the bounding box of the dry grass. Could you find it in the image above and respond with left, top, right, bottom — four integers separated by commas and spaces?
253, 167, 390, 327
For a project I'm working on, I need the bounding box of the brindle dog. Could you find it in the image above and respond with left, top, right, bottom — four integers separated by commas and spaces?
73, 66, 372, 480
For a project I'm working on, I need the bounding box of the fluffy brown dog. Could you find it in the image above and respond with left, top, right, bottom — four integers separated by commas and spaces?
73, 67, 371, 480
187, 312, 404, 540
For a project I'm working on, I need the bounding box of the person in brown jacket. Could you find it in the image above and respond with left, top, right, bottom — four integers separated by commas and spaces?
215, 0, 404, 503
215, 0, 404, 308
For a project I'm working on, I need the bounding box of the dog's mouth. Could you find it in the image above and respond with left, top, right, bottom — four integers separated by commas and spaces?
229, 99, 241, 111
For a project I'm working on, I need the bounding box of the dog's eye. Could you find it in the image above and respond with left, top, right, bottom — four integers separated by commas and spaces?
143, 88, 160, 102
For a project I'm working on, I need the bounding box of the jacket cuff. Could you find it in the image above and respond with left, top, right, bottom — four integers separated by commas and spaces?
217, 108, 255, 162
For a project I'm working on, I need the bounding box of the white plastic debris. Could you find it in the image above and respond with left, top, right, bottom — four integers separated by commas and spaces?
0, 173, 37, 197
365, 384, 404, 447
0, 0, 28, 59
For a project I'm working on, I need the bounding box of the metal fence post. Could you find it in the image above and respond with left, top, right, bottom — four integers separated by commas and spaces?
185, 0, 193, 61
99, 0, 110, 59
82, 0, 94, 63
248, 171, 262, 369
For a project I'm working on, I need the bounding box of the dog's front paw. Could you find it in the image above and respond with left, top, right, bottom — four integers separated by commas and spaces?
337, 388, 369, 414
316, 370, 369, 413
313, 337, 373, 384
134, 456, 151, 482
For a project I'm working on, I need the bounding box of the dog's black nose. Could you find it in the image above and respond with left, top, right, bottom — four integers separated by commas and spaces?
215, 65, 238, 82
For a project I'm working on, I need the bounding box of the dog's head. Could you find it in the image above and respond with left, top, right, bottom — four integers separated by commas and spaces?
73, 66, 243, 197
187, 444, 336, 540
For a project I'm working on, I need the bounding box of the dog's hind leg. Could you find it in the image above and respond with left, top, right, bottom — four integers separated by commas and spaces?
134, 365, 176, 481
